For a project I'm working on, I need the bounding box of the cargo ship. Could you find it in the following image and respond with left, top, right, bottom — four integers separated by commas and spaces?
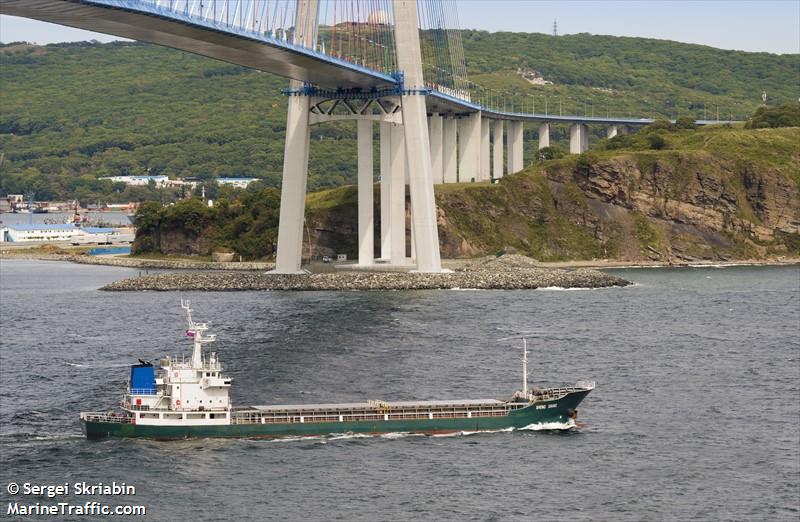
80, 302, 595, 440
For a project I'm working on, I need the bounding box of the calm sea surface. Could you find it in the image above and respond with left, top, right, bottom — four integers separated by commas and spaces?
1, 260, 798, 521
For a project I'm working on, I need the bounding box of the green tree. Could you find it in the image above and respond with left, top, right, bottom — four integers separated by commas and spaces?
647, 134, 666, 150
745, 104, 800, 129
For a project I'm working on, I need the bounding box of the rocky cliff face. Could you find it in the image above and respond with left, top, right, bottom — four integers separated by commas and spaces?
133, 227, 212, 256
434, 138, 800, 262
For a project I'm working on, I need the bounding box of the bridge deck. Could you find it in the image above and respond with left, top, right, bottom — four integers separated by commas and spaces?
3, 0, 738, 126
2, 0, 397, 89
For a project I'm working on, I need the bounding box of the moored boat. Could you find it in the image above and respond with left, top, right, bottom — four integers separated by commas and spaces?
80, 302, 595, 440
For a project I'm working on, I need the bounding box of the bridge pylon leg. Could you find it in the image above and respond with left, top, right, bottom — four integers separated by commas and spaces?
272, 0, 318, 274
393, 0, 442, 272
273, 83, 311, 274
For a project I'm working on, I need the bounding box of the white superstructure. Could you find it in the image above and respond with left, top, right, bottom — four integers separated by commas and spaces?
118, 301, 232, 426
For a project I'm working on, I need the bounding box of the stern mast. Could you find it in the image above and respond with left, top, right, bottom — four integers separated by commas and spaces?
522, 337, 528, 396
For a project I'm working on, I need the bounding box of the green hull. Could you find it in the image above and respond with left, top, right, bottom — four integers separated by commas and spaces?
82, 390, 590, 440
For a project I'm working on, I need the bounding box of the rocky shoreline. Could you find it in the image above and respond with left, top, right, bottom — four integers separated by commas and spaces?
0, 252, 275, 271
100, 255, 631, 291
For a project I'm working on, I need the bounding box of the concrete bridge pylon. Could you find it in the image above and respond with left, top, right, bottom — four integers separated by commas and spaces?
273, 0, 319, 274
392, 0, 442, 272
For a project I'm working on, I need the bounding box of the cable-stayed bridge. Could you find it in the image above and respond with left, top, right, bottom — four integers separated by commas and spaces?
2, 0, 728, 272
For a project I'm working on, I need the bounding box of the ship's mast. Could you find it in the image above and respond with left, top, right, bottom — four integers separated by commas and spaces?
522, 337, 528, 396
181, 300, 214, 368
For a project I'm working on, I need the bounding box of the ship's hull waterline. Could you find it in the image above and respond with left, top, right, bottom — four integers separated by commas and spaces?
82, 391, 590, 440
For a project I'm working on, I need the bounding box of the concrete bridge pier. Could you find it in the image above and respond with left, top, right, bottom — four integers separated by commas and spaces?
570, 123, 589, 154
379, 122, 392, 260
356, 119, 374, 266
458, 112, 481, 182
428, 113, 444, 184
538, 123, 550, 149
507, 120, 524, 174
442, 116, 458, 183
389, 123, 408, 265
607, 124, 629, 139
480, 117, 490, 181
492, 120, 504, 180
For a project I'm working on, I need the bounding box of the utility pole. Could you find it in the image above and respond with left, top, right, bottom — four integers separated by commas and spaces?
553, 19, 558, 37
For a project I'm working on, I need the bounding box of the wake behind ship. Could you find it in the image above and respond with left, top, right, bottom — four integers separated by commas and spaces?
80, 302, 594, 440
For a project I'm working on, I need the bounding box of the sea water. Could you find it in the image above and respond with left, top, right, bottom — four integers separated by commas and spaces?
1, 260, 798, 520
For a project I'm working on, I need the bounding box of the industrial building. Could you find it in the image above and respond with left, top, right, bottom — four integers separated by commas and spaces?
0, 224, 124, 244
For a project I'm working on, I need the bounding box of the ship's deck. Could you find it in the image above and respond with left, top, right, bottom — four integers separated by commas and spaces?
231, 398, 520, 425
247, 399, 506, 413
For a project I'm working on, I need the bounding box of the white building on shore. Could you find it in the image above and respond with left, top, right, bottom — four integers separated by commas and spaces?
100, 175, 169, 187
0, 224, 123, 244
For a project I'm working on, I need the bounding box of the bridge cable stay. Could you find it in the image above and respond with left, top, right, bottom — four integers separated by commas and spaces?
414, 0, 469, 101
316, 0, 397, 74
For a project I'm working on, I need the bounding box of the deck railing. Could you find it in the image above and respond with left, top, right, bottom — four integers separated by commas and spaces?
230, 403, 524, 425
81, 412, 133, 424
129, 388, 157, 395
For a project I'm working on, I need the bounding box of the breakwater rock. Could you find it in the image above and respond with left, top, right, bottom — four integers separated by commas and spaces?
101, 263, 629, 292
0, 252, 274, 271
65, 255, 274, 271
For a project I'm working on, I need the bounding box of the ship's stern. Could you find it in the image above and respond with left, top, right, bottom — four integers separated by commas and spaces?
80, 412, 135, 439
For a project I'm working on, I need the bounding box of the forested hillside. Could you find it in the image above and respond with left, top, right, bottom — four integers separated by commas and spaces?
1, 34, 797, 203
